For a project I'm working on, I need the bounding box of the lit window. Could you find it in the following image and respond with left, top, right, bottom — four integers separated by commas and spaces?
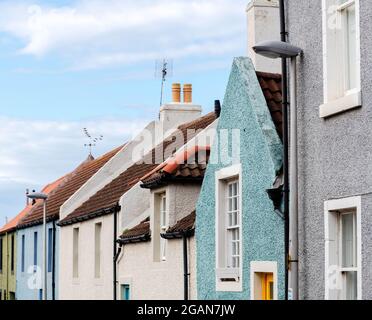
320, 0, 361, 117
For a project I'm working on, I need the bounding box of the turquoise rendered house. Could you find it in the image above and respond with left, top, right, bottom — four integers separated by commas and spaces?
196, 57, 285, 300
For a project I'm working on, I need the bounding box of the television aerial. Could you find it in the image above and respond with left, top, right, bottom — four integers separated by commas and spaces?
83, 127, 103, 157
155, 58, 173, 107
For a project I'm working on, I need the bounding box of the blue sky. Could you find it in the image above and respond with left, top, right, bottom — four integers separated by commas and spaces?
0, 0, 248, 225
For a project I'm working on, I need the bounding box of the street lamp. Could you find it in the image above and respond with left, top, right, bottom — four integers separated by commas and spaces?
253, 40, 302, 300
27, 192, 48, 301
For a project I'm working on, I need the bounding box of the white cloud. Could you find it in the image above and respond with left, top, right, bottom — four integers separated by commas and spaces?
0, 115, 147, 191
0, 0, 247, 69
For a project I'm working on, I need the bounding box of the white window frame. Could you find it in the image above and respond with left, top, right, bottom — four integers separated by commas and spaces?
250, 261, 278, 300
160, 193, 168, 262
152, 188, 168, 263
324, 196, 362, 300
320, 0, 361, 118
215, 164, 243, 292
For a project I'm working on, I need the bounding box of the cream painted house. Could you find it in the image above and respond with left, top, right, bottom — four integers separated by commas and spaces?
116, 116, 218, 300
57, 86, 216, 300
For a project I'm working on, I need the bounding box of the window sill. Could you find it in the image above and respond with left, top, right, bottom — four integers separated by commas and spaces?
319, 90, 362, 118
216, 280, 242, 292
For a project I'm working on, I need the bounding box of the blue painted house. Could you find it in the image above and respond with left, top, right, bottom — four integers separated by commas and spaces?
15, 151, 118, 300
196, 57, 285, 300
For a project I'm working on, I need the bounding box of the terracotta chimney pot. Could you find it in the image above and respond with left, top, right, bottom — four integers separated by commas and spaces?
183, 84, 192, 103
172, 83, 181, 103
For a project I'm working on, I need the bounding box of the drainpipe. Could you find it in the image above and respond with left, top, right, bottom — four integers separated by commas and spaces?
113, 204, 119, 301
52, 220, 56, 300
279, 0, 290, 301
288, 57, 299, 300
183, 233, 189, 301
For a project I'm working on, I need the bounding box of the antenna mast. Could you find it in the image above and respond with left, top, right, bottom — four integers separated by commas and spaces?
155, 59, 173, 107
83, 128, 103, 157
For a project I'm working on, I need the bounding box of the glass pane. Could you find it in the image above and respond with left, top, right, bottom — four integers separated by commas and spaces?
228, 198, 233, 212
345, 4, 357, 90
233, 182, 238, 196
228, 213, 233, 227
228, 184, 233, 197
233, 197, 238, 211
342, 213, 356, 268
345, 271, 357, 300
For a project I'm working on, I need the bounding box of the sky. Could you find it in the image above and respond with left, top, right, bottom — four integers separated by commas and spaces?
0, 0, 248, 225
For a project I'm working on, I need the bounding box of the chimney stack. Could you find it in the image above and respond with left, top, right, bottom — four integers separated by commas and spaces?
247, 0, 280, 73
159, 82, 201, 133
214, 100, 221, 118
172, 83, 181, 103
183, 84, 192, 103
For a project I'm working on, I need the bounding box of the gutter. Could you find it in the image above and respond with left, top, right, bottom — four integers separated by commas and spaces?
117, 234, 151, 245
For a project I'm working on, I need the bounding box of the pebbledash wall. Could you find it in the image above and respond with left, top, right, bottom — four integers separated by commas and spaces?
285, 0, 372, 299
16, 222, 59, 300
196, 57, 284, 300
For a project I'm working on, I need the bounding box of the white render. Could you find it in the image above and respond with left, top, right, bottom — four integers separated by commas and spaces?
117, 119, 218, 300
58, 102, 203, 300
246, 0, 281, 73
59, 214, 114, 300
118, 237, 197, 300
117, 183, 200, 300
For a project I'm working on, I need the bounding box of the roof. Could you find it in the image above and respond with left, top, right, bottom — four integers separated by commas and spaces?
118, 218, 151, 244
162, 211, 196, 239
18, 147, 122, 229
141, 146, 210, 189
0, 175, 67, 234
58, 112, 217, 227
256, 71, 283, 140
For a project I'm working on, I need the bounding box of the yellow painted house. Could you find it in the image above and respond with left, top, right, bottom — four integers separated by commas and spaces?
0, 206, 29, 300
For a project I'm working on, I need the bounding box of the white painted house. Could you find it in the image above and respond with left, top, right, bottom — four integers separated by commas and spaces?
57, 85, 211, 300
117, 117, 218, 300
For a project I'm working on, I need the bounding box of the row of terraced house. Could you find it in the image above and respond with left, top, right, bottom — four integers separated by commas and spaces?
1, 0, 371, 300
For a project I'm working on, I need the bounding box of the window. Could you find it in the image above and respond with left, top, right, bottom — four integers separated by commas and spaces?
160, 194, 167, 261
250, 262, 278, 300
11, 234, 15, 274
33, 232, 38, 273
48, 228, 53, 273
320, 0, 361, 118
325, 196, 361, 300
215, 164, 242, 292
94, 223, 102, 278
21, 235, 25, 272
0, 237, 3, 274
121, 284, 130, 300
153, 191, 168, 262
73, 228, 79, 279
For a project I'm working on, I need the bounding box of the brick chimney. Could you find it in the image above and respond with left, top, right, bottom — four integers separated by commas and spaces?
159, 83, 202, 133
247, 0, 281, 73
